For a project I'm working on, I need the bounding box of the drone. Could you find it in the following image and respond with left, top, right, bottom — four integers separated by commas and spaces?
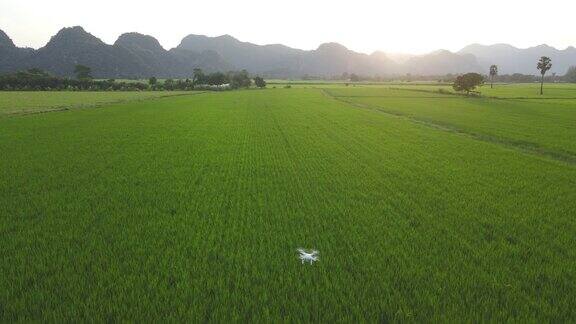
297, 248, 319, 264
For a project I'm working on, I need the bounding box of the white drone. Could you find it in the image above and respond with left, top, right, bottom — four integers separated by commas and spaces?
297, 248, 319, 264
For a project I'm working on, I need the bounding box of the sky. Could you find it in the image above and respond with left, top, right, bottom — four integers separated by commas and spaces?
1, 0, 574, 55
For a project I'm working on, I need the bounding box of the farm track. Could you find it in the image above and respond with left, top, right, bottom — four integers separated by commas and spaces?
335, 94, 576, 100
322, 89, 576, 166
325, 95, 463, 99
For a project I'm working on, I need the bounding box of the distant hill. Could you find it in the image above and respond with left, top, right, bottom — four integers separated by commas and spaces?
1, 26, 574, 78
0, 29, 34, 74
459, 43, 576, 75
114, 32, 231, 77
404, 50, 482, 75
384, 52, 415, 64
178, 34, 306, 77
177, 36, 400, 77
299, 43, 399, 77
23, 27, 146, 78
0, 27, 230, 78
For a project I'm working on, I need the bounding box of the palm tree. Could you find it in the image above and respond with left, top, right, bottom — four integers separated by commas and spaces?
489, 65, 498, 89
537, 56, 552, 95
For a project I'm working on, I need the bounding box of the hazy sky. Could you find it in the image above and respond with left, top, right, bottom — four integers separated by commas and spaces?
1, 0, 574, 54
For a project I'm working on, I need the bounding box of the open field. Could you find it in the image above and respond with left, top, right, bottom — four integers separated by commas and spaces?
270, 80, 576, 99
0, 91, 190, 115
381, 82, 576, 99
326, 87, 576, 160
0, 85, 575, 321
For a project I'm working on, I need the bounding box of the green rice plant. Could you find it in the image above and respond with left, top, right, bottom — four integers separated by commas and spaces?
0, 88, 574, 322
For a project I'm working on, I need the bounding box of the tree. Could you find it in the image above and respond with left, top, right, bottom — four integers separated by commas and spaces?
74, 65, 92, 80
192, 68, 206, 85
452, 73, 484, 95
228, 70, 251, 89
207, 72, 227, 86
164, 79, 175, 90
254, 76, 266, 88
537, 56, 552, 95
148, 77, 157, 86
565, 66, 576, 83
489, 65, 498, 89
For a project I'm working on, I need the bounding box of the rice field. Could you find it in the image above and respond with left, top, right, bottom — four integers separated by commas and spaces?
0, 91, 188, 115
0, 85, 575, 321
325, 87, 576, 159
378, 82, 576, 99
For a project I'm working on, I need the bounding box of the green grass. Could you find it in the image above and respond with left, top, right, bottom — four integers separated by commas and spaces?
0, 91, 189, 115
481, 83, 576, 98
369, 82, 576, 99
326, 86, 576, 159
0, 87, 575, 321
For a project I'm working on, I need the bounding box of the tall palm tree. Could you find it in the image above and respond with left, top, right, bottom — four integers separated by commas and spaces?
489, 65, 498, 89
537, 57, 552, 95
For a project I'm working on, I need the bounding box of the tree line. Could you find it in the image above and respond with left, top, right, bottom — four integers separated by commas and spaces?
308, 66, 575, 84
1, 59, 573, 93
0, 65, 267, 91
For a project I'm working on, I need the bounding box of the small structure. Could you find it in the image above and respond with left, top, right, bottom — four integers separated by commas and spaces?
297, 248, 319, 264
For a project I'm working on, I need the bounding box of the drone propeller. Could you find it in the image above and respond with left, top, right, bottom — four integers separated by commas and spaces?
297, 248, 319, 256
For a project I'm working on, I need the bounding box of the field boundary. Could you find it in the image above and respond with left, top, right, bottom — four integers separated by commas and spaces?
322, 89, 576, 166
0, 91, 205, 118
385, 86, 576, 100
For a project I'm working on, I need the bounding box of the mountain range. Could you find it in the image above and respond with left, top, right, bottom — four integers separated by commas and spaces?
0, 27, 230, 78
1, 26, 574, 78
459, 43, 576, 75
